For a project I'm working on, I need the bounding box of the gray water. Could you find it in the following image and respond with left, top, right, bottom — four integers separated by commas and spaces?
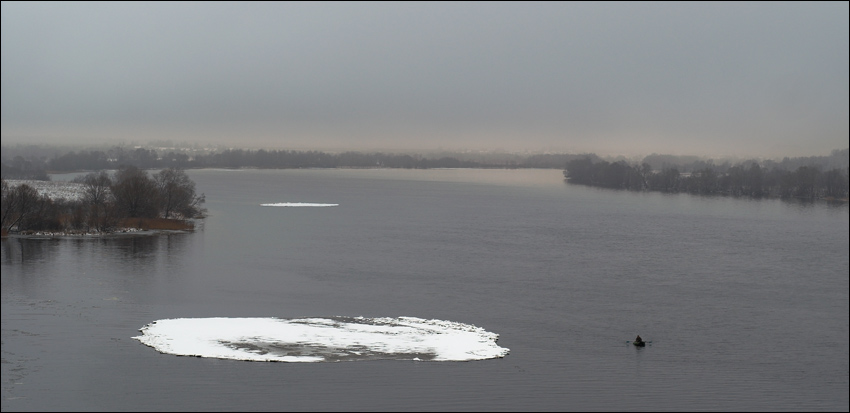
2, 168, 848, 411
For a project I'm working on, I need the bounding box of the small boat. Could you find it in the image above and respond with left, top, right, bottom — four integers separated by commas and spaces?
632, 335, 645, 347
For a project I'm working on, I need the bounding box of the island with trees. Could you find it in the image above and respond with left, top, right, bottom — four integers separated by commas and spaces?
1, 166, 205, 237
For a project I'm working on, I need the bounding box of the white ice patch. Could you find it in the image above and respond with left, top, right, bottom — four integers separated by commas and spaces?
6, 180, 86, 202
132, 316, 509, 362
260, 203, 339, 207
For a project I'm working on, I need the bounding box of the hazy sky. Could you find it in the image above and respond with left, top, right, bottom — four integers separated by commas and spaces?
2, 2, 848, 158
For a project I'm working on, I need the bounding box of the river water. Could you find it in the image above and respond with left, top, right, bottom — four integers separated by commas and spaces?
2, 168, 848, 411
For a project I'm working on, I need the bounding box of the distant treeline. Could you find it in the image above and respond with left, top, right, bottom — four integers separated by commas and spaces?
1, 145, 848, 202
2, 144, 848, 177
1, 166, 205, 235
3, 144, 848, 177
1, 145, 606, 177
565, 151, 849, 201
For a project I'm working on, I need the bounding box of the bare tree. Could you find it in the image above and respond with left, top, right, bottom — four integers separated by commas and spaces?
1, 183, 44, 232
1, 179, 17, 231
111, 166, 159, 218
82, 171, 116, 231
153, 168, 205, 219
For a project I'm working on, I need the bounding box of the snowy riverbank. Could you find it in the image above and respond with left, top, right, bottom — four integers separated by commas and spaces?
5, 179, 87, 201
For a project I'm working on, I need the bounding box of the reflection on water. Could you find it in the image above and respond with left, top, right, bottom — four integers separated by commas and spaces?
2, 234, 190, 266
1, 233, 193, 305
2, 238, 60, 265
119, 236, 160, 258
565, 180, 849, 215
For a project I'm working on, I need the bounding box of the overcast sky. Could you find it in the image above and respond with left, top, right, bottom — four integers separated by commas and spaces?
2, 2, 847, 158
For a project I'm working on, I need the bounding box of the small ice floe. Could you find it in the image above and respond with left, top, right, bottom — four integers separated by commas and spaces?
260, 203, 339, 207
132, 316, 509, 362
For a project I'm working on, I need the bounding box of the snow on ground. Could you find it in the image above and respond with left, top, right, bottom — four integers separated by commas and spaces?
260, 202, 339, 207
133, 316, 509, 362
5, 179, 87, 202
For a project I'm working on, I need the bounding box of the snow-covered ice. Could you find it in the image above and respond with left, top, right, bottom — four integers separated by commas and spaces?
132, 316, 509, 362
260, 202, 339, 207
5, 180, 87, 202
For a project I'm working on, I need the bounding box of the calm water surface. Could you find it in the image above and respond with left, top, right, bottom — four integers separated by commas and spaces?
2, 168, 848, 411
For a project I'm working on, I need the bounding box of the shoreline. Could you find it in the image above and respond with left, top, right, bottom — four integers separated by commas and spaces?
2, 228, 193, 239
1, 217, 200, 239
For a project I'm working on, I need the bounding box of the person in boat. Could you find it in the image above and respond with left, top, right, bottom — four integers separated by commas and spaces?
634, 335, 644, 345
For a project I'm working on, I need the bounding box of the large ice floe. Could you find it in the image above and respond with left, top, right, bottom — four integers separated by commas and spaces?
133, 316, 509, 362
260, 202, 339, 207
